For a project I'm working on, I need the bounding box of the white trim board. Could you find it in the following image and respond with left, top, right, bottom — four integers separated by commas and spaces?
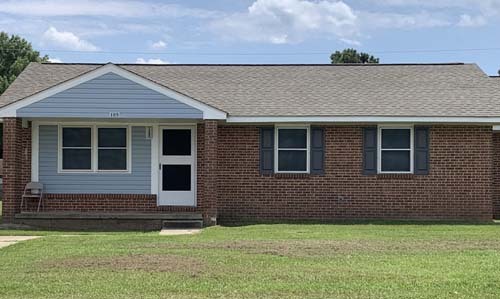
227, 116, 500, 124
31, 122, 39, 182
0, 63, 227, 120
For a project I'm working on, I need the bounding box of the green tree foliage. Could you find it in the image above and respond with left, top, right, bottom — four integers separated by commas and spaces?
330, 48, 379, 64
0, 32, 49, 94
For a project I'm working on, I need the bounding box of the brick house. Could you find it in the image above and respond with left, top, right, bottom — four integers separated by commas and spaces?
0, 62, 499, 228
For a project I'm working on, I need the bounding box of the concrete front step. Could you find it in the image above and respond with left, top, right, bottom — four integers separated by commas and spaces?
162, 219, 203, 229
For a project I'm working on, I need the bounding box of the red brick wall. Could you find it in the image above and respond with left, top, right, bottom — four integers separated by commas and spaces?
197, 120, 218, 225
217, 125, 493, 222
492, 133, 500, 219
2, 118, 31, 222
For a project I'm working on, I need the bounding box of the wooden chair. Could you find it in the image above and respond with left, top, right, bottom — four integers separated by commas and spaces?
21, 182, 44, 212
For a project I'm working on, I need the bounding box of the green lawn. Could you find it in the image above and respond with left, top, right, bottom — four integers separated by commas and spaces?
1, 224, 500, 298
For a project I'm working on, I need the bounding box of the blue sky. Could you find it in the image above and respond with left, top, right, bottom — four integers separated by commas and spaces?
1, 0, 499, 75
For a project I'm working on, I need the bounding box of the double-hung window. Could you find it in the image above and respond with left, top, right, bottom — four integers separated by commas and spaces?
98, 128, 127, 171
378, 126, 413, 173
275, 127, 309, 173
60, 126, 129, 172
62, 127, 92, 170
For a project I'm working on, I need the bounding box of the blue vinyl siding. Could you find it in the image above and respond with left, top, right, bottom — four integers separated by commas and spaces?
18, 72, 203, 118
38, 125, 151, 194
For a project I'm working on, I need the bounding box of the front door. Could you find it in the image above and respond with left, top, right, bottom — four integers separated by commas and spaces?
158, 126, 196, 206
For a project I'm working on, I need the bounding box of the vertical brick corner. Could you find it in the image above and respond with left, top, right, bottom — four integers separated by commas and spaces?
493, 132, 500, 219
200, 120, 218, 225
3, 118, 31, 223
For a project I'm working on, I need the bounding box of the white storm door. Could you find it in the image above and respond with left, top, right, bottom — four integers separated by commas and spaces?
158, 126, 196, 206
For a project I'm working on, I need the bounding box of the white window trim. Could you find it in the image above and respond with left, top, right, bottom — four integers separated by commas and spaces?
377, 125, 414, 174
58, 124, 132, 174
274, 125, 310, 174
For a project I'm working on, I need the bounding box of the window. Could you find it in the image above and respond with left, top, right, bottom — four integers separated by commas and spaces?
162, 165, 191, 191
163, 129, 191, 156
62, 127, 92, 170
378, 127, 413, 173
275, 127, 309, 173
98, 128, 127, 170
60, 125, 129, 172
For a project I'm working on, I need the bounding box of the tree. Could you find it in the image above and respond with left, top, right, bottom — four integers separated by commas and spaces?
0, 32, 49, 94
330, 48, 379, 64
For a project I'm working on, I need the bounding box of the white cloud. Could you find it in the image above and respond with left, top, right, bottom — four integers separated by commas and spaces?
136, 58, 170, 64
150, 40, 167, 50
210, 0, 358, 44
42, 26, 99, 51
359, 12, 452, 29
457, 14, 487, 27
340, 38, 361, 46
209, 0, 472, 45
369, 0, 500, 26
0, 0, 219, 18
47, 57, 63, 63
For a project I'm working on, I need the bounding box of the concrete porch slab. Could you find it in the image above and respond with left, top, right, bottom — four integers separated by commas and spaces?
0, 236, 41, 248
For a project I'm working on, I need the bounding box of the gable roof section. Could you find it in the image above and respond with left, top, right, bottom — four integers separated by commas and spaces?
0, 63, 226, 119
16, 72, 204, 119
2, 62, 500, 121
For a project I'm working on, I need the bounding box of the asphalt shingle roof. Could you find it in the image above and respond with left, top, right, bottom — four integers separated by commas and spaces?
1, 62, 500, 117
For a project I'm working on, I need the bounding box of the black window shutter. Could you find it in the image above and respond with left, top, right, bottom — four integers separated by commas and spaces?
260, 127, 274, 175
310, 127, 325, 175
414, 126, 429, 175
363, 127, 377, 175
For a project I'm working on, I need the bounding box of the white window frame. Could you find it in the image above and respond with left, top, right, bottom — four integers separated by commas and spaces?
274, 125, 310, 174
377, 125, 414, 174
58, 124, 131, 173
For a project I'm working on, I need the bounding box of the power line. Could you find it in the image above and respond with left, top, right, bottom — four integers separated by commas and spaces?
1, 47, 500, 55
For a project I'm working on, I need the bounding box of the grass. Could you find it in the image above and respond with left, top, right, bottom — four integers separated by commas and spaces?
1, 224, 500, 298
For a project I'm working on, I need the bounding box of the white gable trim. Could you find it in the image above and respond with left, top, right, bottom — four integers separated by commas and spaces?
0, 64, 227, 120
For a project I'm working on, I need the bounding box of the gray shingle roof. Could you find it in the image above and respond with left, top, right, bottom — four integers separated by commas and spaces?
1, 62, 500, 117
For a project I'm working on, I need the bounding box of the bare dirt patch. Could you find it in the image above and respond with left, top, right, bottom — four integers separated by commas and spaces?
44, 254, 205, 275
140, 239, 500, 257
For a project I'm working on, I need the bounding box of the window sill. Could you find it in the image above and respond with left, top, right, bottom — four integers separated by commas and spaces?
273, 173, 310, 179
58, 170, 131, 174
262, 172, 325, 179
376, 173, 414, 180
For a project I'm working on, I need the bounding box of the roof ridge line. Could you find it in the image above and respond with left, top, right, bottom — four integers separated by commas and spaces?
40, 62, 467, 66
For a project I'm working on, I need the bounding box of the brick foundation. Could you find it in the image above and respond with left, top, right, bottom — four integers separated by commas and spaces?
30, 194, 200, 213
217, 125, 493, 222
